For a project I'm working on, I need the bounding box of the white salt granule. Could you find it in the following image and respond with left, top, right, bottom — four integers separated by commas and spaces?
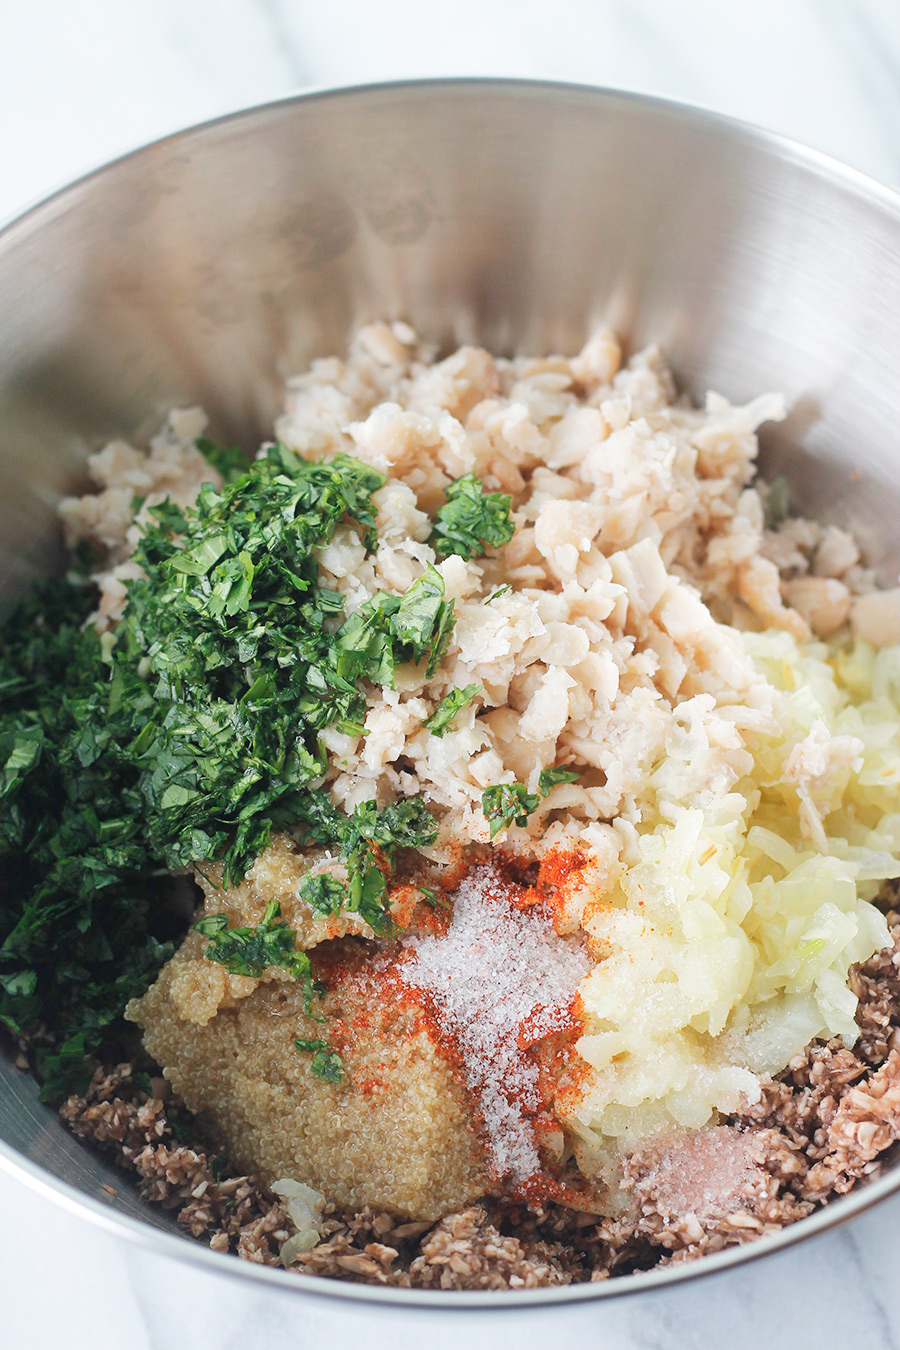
629, 1126, 761, 1217
399, 867, 590, 1181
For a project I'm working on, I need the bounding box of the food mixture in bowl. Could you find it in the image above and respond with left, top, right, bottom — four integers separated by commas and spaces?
5, 322, 900, 1289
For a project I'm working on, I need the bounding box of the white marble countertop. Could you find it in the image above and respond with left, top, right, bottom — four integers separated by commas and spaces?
4, 2, 900, 1346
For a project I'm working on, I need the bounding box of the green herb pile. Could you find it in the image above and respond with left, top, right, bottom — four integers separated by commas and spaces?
0, 443, 516, 1101
0, 579, 177, 1101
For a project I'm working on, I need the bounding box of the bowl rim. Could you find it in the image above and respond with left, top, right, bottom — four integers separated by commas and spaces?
3, 74, 900, 1309
4, 73, 900, 245
2, 1127, 895, 1310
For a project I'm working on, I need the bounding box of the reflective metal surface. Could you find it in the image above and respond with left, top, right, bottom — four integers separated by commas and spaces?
3, 78, 900, 1308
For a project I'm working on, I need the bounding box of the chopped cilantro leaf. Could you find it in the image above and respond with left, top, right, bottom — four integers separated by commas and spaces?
334, 565, 456, 689
481, 769, 582, 838
418, 885, 452, 911
298, 872, 348, 916
195, 900, 319, 1010
422, 684, 481, 737
209, 1152, 230, 1182
295, 1037, 344, 1083
538, 766, 581, 793
291, 796, 438, 935
481, 782, 540, 838
484, 586, 510, 604
430, 474, 515, 560
195, 437, 251, 485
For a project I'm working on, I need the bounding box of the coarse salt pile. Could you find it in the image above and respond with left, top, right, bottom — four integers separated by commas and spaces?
626, 1126, 762, 1219
399, 867, 590, 1181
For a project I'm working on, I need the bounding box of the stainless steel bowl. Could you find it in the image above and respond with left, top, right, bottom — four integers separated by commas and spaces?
3, 78, 900, 1310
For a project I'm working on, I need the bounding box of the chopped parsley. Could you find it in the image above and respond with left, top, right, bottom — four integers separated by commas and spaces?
484, 585, 510, 604
481, 783, 540, 838
0, 443, 450, 1099
297, 873, 347, 917
422, 684, 481, 737
114, 444, 391, 885
429, 474, 515, 560
195, 899, 315, 982
168, 1110, 197, 1146
334, 564, 455, 686
33, 1032, 94, 1105
209, 1152, 230, 1182
418, 884, 452, 911
294, 797, 439, 936
294, 1037, 344, 1083
131, 1069, 154, 1096
195, 437, 251, 484
194, 902, 323, 1017
538, 766, 581, 793
482, 767, 582, 837
0, 580, 179, 1100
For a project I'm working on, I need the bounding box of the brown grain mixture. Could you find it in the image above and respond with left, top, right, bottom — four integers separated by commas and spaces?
56, 901, 900, 1290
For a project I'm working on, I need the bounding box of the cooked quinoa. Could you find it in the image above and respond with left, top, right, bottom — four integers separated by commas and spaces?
6, 321, 900, 1288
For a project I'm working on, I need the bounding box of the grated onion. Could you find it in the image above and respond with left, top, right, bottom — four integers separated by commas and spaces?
271, 1178, 325, 1265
